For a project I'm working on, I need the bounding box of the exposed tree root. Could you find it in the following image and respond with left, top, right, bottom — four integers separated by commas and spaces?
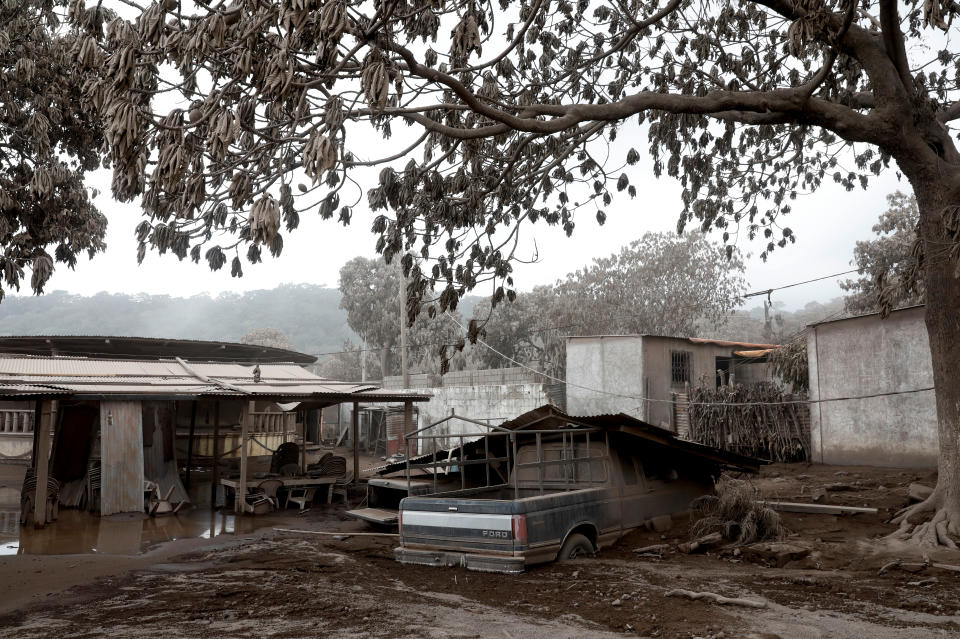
888, 492, 960, 548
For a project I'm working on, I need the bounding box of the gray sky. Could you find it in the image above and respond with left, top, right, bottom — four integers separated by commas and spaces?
31, 153, 905, 313
12, 1, 916, 316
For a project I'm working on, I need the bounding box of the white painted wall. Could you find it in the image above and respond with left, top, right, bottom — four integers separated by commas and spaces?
566, 336, 645, 418
808, 306, 937, 468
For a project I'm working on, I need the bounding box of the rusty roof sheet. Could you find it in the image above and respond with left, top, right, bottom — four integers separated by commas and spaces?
733, 348, 776, 358
0, 355, 429, 401
687, 337, 779, 349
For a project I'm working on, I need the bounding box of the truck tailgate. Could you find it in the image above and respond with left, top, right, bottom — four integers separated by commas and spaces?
400, 508, 518, 553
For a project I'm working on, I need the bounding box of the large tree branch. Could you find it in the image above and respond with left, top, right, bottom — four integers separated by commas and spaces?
390, 38, 880, 143
878, 0, 914, 93
938, 101, 960, 124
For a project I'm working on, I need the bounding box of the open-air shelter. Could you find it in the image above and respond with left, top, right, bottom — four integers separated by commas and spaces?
0, 354, 428, 526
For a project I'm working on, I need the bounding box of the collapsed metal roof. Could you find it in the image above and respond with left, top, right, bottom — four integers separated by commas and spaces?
0, 355, 429, 403
375, 404, 761, 475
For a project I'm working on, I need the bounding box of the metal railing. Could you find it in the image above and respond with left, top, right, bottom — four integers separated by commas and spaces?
403, 414, 611, 500
0, 410, 33, 434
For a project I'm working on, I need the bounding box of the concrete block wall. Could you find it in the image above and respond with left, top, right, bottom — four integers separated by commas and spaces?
808, 306, 937, 468
382, 367, 542, 390
418, 383, 551, 451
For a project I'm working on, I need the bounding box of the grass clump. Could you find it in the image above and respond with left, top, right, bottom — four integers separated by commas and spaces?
690, 476, 783, 545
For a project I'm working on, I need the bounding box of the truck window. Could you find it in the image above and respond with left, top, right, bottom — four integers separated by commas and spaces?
617, 450, 638, 486
639, 454, 678, 482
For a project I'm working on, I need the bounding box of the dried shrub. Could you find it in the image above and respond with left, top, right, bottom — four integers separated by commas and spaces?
690, 477, 783, 545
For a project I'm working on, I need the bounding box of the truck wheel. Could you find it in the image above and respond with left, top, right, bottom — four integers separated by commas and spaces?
558, 533, 594, 560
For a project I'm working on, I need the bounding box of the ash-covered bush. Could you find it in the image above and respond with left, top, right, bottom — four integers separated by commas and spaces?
690, 477, 783, 545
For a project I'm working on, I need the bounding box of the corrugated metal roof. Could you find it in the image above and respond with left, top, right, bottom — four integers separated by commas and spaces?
0, 355, 429, 402
0, 383, 70, 396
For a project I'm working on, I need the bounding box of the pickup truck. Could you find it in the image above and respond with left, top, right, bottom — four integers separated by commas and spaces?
395, 430, 732, 573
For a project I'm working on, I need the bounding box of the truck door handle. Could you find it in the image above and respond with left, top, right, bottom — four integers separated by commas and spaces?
448, 506, 458, 511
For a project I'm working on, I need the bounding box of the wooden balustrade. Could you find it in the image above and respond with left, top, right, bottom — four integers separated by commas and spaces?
250, 411, 295, 434
0, 409, 33, 434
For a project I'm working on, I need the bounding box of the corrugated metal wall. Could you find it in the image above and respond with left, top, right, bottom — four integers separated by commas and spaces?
100, 400, 144, 515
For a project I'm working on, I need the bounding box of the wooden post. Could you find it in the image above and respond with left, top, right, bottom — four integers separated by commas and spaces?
237, 400, 253, 514
211, 400, 220, 509
300, 415, 307, 474
352, 402, 359, 484
33, 399, 56, 528
185, 400, 197, 489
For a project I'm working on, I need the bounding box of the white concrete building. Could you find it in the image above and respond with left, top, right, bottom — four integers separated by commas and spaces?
807, 305, 936, 468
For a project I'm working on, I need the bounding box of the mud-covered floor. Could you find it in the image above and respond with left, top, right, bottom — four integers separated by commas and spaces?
3, 462, 960, 639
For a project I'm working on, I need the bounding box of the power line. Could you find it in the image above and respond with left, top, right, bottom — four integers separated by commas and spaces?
440, 312, 935, 408
317, 266, 863, 360
743, 269, 859, 298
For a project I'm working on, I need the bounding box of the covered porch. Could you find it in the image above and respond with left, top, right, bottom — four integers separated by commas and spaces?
0, 355, 428, 528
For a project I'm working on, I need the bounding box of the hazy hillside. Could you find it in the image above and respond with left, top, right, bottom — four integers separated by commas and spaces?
0, 285, 483, 357
0, 285, 354, 356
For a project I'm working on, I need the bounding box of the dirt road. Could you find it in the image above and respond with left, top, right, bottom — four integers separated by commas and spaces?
3, 463, 960, 638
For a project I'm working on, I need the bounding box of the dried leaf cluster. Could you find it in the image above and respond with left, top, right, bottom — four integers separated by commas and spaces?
60, 0, 960, 321
0, 0, 106, 300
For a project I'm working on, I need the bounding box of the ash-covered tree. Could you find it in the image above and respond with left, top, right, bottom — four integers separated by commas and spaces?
840, 191, 924, 315
1, 0, 107, 301
78, 0, 960, 544
240, 327, 297, 351
316, 340, 375, 381
556, 232, 746, 336
338, 256, 403, 379
339, 255, 465, 379
471, 233, 745, 376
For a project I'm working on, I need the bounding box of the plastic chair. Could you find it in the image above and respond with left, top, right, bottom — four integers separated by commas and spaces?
285, 486, 317, 512
332, 470, 354, 503
256, 479, 284, 509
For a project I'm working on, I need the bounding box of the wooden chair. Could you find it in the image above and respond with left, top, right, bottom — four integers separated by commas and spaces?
285, 486, 317, 512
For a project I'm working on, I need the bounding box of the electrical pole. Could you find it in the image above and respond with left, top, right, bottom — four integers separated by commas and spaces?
399, 259, 410, 389
360, 342, 367, 382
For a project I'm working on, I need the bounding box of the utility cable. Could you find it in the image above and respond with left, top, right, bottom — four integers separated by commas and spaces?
440, 312, 935, 408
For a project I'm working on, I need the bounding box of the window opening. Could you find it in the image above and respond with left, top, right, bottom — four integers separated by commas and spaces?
671, 350, 693, 385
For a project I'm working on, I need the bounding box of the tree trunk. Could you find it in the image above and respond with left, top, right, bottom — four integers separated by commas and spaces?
891, 173, 960, 544
920, 184, 960, 519
379, 343, 391, 381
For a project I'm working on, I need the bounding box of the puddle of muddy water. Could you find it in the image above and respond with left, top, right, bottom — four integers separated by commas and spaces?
0, 476, 288, 557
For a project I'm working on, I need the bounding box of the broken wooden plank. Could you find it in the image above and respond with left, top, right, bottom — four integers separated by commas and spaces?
757, 500, 877, 516
664, 589, 766, 609
345, 507, 399, 525
274, 527, 398, 537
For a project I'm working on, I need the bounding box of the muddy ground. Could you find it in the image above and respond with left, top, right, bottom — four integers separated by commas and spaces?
3, 462, 960, 638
